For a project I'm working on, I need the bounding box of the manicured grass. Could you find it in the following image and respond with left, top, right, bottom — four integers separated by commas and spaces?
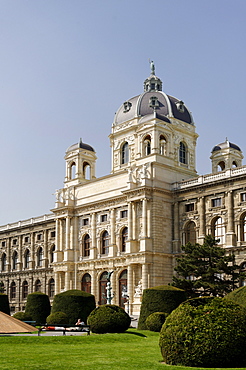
0, 329, 245, 370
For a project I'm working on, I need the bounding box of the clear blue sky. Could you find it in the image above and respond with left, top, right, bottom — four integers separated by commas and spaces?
0, 0, 246, 225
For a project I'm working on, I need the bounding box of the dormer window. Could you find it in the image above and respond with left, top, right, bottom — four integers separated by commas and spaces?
149, 96, 159, 108
123, 101, 132, 112
176, 100, 185, 113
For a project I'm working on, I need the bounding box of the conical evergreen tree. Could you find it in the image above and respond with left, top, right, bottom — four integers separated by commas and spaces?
172, 235, 242, 298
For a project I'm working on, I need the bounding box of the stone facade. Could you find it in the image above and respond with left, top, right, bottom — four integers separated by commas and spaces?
1, 66, 246, 315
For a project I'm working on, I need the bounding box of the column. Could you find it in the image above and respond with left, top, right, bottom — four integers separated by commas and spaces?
65, 271, 71, 291
198, 197, 205, 243
128, 202, 133, 240
66, 216, 70, 250
91, 213, 97, 259
54, 272, 60, 295
226, 191, 236, 246
142, 264, 149, 291
90, 268, 96, 297
132, 202, 136, 240
110, 208, 116, 256
43, 229, 48, 268
128, 264, 133, 314
30, 232, 35, 269
142, 198, 147, 238
172, 202, 180, 253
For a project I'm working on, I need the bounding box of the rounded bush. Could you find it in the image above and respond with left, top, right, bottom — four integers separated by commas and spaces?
0, 293, 10, 315
46, 312, 69, 325
224, 285, 246, 308
51, 289, 96, 326
138, 285, 186, 329
13, 312, 32, 321
25, 292, 51, 325
146, 312, 167, 332
159, 297, 246, 368
87, 304, 131, 334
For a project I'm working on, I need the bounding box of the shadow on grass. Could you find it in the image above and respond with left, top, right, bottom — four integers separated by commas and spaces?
125, 331, 147, 338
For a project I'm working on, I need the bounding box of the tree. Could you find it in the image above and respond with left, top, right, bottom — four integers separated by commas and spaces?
172, 235, 242, 298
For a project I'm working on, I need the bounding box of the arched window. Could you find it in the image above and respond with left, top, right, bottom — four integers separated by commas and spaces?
35, 279, 41, 292
119, 269, 127, 308
217, 161, 225, 171
99, 271, 108, 305
240, 213, 246, 242
159, 135, 167, 155
240, 262, 246, 286
143, 135, 151, 156
50, 245, 55, 263
70, 161, 76, 179
121, 227, 128, 252
81, 273, 91, 293
179, 142, 187, 164
101, 231, 109, 255
232, 161, 238, 168
12, 251, 18, 270
24, 249, 30, 269
185, 221, 196, 244
22, 281, 28, 299
83, 161, 91, 180
37, 247, 43, 267
1, 253, 6, 272
48, 278, 55, 298
10, 282, 16, 300
212, 217, 225, 245
121, 142, 129, 164
83, 234, 90, 257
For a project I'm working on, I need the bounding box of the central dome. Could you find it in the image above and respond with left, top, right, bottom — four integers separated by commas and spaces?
113, 63, 193, 126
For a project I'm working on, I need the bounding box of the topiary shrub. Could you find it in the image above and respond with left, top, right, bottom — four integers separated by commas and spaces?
159, 297, 246, 368
0, 293, 10, 315
224, 285, 246, 308
25, 292, 51, 325
46, 312, 69, 325
145, 312, 167, 332
51, 289, 96, 326
87, 304, 131, 334
13, 312, 32, 321
138, 285, 186, 329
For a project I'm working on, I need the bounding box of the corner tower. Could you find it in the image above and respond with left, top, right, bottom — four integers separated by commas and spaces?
109, 63, 198, 185
64, 138, 97, 187
210, 139, 243, 173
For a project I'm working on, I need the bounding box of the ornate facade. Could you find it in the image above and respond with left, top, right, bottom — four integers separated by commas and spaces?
1, 65, 246, 314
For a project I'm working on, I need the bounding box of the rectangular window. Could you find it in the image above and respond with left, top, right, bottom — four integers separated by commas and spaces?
185, 203, 194, 212
101, 214, 107, 222
37, 234, 42, 241
83, 218, 89, 226
1, 241, 5, 247
24, 236, 29, 243
13, 239, 17, 245
241, 193, 246, 202
50, 231, 56, 238
121, 210, 128, 218
212, 198, 222, 207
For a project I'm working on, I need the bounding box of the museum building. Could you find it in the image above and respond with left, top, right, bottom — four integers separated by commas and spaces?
1, 64, 246, 314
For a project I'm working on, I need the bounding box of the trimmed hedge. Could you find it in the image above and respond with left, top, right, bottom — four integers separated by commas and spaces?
224, 285, 246, 308
13, 312, 32, 321
87, 304, 131, 333
51, 289, 96, 326
159, 297, 246, 368
0, 293, 10, 315
138, 285, 186, 329
46, 312, 69, 325
25, 292, 51, 325
145, 312, 167, 332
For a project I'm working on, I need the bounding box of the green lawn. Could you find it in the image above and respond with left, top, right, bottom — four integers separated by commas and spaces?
0, 329, 244, 370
